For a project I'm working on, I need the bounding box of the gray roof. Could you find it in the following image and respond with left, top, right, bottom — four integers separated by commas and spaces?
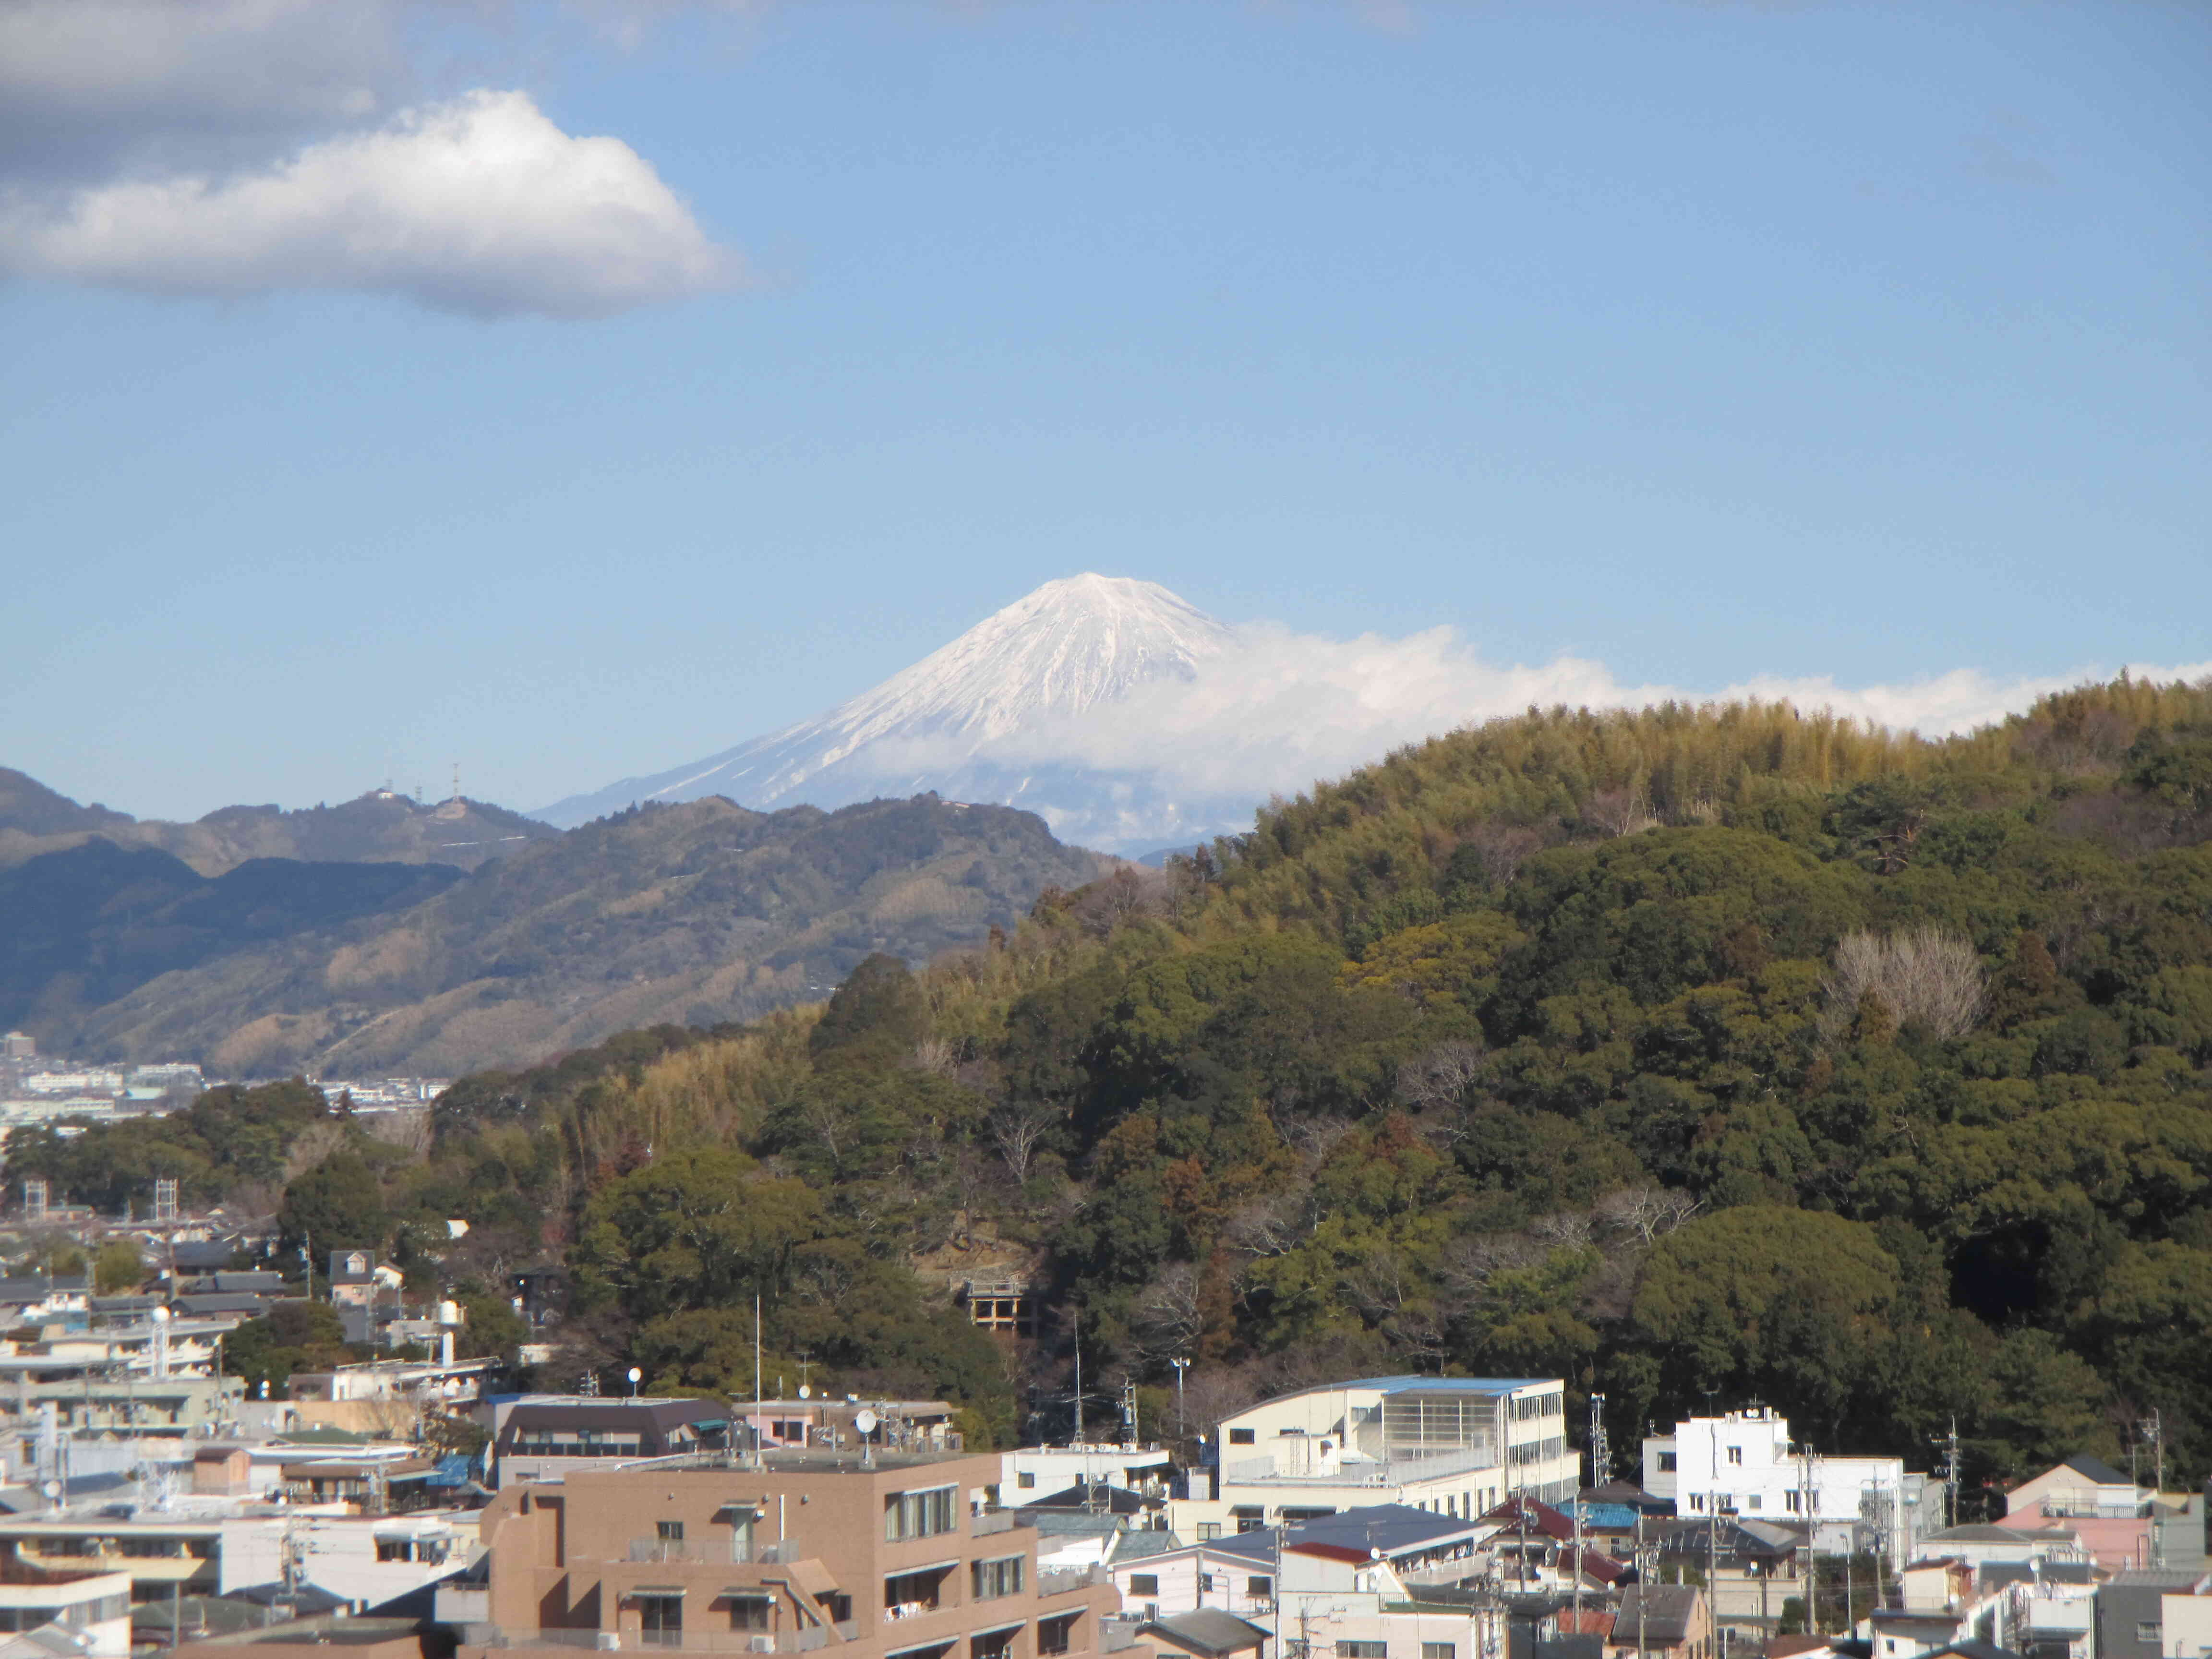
1107, 1531, 1186, 1563
1137, 1610, 1272, 1658
0, 1275, 91, 1301
1284, 1503, 1483, 1555
174, 1293, 268, 1314
2107, 1569, 2211, 1589
2061, 1455, 2134, 1487
1616, 1585, 1700, 1645
1023, 1511, 1124, 1539
1927, 1525, 2044, 1543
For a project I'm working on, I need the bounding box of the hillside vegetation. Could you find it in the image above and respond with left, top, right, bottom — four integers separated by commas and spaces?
58, 794, 1108, 1077
17, 679, 2212, 1500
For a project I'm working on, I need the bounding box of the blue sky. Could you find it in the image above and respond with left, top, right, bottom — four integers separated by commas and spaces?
3, 1, 2207, 821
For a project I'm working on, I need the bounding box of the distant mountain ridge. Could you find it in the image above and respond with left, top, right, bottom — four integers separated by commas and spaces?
0, 841, 460, 1037
0, 774, 560, 876
534, 574, 1258, 850
32, 794, 1107, 1078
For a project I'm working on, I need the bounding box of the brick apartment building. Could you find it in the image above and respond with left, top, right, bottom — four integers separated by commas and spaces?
457, 1446, 1123, 1659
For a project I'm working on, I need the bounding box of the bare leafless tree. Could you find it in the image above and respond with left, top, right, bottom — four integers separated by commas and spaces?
1595, 1184, 1702, 1247
1822, 926, 1988, 1039
1275, 1112, 1353, 1170
908, 1036, 957, 1077
1395, 1040, 1489, 1110
1133, 1264, 1207, 1362
1221, 1185, 1320, 1259
1462, 823, 1545, 888
1586, 786, 1660, 837
987, 1108, 1047, 1186
1530, 1209, 1596, 1252
1436, 1233, 1542, 1299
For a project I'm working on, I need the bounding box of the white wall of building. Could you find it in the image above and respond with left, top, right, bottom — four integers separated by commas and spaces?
1171, 1378, 1575, 1539
1642, 1408, 1923, 1565
217, 1515, 463, 1605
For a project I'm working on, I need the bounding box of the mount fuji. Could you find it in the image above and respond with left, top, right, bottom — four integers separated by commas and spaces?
533, 575, 1260, 852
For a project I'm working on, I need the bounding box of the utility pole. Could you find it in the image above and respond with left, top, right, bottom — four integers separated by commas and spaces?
1708, 1505, 1722, 1659
1943, 1419, 1960, 1531
1171, 1357, 1190, 1442
2139, 1410, 2164, 1495
1635, 1513, 1648, 1659
1798, 1442, 1819, 1635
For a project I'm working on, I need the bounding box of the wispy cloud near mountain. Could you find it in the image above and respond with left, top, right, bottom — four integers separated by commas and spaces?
986, 624, 2212, 810
539, 574, 2212, 852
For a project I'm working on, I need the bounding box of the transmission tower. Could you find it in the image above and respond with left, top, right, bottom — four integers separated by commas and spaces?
1587, 1392, 1611, 1487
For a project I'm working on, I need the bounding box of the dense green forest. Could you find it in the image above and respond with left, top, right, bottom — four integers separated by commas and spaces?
13, 679, 2212, 1507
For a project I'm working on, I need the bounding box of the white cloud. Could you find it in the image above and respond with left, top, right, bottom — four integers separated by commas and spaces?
983, 625, 2212, 804
0, 89, 736, 316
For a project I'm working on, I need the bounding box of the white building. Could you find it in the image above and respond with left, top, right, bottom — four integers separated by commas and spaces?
217, 1513, 466, 1605
1171, 1375, 1576, 1540
0, 1568, 131, 1659
1641, 1408, 1930, 1568
1004, 1443, 1175, 1504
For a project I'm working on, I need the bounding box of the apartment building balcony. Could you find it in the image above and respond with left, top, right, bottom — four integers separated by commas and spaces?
471, 1630, 839, 1652
620, 1540, 807, 1565
1221, 1447, 1501, 1488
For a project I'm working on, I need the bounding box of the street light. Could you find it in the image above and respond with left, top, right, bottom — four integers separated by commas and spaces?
627, 1366, 642, 1400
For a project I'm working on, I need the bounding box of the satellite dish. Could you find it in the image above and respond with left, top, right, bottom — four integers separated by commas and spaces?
798, 1386, 811, 1400
854, 1409, 878, 1436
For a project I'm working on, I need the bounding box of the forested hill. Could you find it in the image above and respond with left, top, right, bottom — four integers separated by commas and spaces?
17, 678, 2211, 1504
57, 793, 1108, 1078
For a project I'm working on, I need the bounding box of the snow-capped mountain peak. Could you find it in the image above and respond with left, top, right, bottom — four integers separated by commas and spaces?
534, 575, 1246, 848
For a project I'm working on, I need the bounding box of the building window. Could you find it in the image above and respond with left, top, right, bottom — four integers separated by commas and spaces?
1128, 1577, 1159, 1598
973, 1630, 1018, 1659
1247, 1578, 1273, 1599
1199, 1575, 1215, 1594
1424, 1645, 1457, 1659
973, 1557, 1025, 1600
727, 1596, 772, 1633
1040, 1614, 1082, 1656
1018, 1472, 1036, 1489
1659, 1454, 1678, 1472
886, 1486, 958, 1541
1343, 1644, 1387, 1659
1786, 1492, 1802, 1513
376, 1541, 413, 1562
886, 1569, 948, 1613
1229, 1429, 1256, 1445
1690, 1495, 1705, 1513
1746, 1495, 1762, 1511
658, 1521, 685, 1541
2138, 1625, 2162, 1645
637, 1596, 682, 1647
1197, 1525, 1222, 1542
1727, 1448, 1743, 1466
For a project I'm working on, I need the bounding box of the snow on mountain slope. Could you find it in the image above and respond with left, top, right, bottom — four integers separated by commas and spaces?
533, 575, 1254, 849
